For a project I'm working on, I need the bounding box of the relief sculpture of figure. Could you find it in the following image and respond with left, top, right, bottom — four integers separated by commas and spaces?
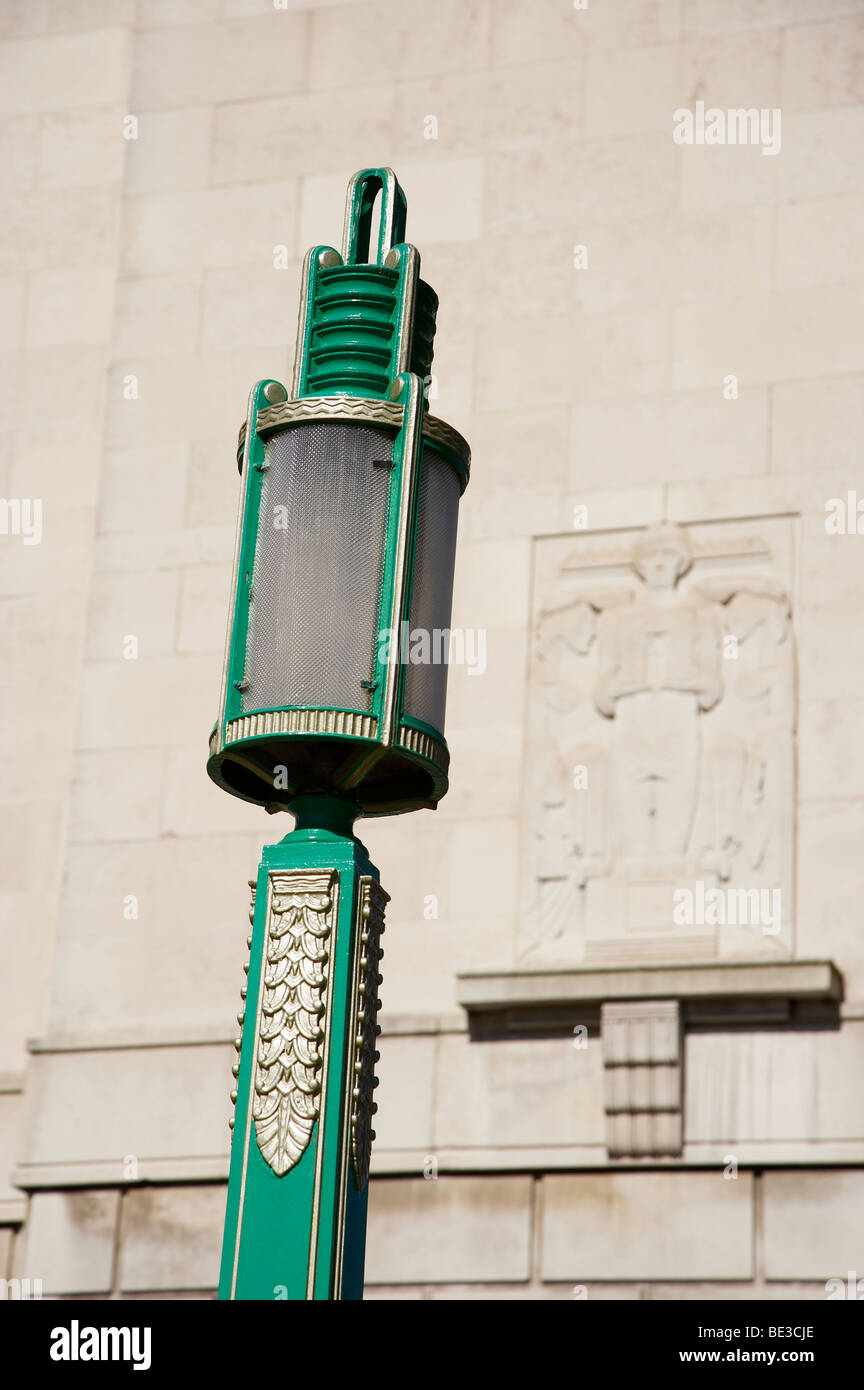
593, 523, 722, 872
524, 519, 795, 960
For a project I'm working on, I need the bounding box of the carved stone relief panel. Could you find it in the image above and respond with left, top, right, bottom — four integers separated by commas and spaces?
520, 519, 796, 966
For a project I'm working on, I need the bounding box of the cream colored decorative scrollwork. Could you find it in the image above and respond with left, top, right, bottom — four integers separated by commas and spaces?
253, 870, 338, 1176
237, 396, 470, 478
350, 877, 389, 1189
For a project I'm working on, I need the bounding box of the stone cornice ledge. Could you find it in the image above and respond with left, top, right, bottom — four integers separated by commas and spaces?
457, 960, 843, 1033
12, 1156, 230, 1191
24, 1013, 467, 1055
13, 1139, 864, 1191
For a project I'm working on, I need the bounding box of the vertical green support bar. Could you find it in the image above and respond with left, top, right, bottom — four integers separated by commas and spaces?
219, 796, 386, 1300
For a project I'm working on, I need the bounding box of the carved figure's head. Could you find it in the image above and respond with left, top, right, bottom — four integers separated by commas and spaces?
632, 522, 692, 589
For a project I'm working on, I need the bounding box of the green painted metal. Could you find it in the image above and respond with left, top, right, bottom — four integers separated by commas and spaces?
344, 167, 407, 266
207, 169, 469, 816
295, 168, 435, 402
223, 378, 279, 730
210, 169, 471, 1301
219, 796, 380, 1301
207, 375, 457, 815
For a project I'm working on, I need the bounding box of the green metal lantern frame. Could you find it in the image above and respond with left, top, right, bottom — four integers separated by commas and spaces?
207, 169, 470, 818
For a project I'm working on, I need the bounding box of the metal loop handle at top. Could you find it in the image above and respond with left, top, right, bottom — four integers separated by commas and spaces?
341, 167, 408, 267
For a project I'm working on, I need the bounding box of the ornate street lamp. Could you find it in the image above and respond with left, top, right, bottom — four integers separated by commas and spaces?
208, 168, 470, 1300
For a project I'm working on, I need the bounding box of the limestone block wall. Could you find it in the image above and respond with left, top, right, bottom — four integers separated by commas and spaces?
2, 0, 864, 1299
10, 1169, 864, 1299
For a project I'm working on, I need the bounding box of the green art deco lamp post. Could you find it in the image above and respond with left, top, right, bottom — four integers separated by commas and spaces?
207, 168, 470, 1300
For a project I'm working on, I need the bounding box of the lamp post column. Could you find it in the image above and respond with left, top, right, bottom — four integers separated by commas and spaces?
208, 167, 470, 1301
219, 795, 386, 1301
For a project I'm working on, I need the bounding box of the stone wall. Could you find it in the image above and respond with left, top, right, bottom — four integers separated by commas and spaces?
10, 1169, 864, 1298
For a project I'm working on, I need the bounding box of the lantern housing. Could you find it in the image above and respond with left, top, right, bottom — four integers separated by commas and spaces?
207, 168, 470, 816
